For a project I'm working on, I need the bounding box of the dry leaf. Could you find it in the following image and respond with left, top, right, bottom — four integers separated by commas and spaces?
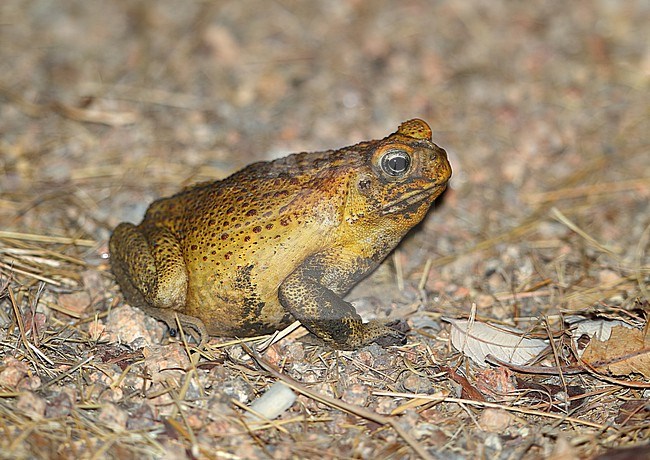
567, 317, 634, 341
475, 367, 516, 400
615, 400, 649, 426
566, 317, 637, 357
444, 366, 486, 401
447, 319, 548, 366
581, 325, 650, 378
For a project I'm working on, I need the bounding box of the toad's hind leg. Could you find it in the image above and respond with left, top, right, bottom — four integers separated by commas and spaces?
109, 222, 207, 344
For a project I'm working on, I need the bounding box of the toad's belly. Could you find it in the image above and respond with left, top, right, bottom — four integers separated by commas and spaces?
180, 229, 325, 336
182, 264, 294, 336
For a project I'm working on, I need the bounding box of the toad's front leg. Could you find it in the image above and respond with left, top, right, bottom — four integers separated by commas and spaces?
277, 252, 407, 350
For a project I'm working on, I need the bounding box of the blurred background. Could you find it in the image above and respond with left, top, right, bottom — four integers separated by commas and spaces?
2, 1, 647, 232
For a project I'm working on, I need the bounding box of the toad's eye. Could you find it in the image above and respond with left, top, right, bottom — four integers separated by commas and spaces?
381, 150, 411, 177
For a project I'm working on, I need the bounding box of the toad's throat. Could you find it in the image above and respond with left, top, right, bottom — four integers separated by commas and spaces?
380, 183, 446, 215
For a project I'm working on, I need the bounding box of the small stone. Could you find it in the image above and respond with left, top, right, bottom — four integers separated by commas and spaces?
0, 357, 30, 388
44, 391, 74, 418
341, 384, 369, 407
126, 403, 157, 431
106, 305, 164, 345
479, 408, 513, 432
58, 291, 91, 315
16, 392, 46, 419
401, 373, 432, 394
98, 403, 128, 430
142, 343, 190, 383
598, 269, 621, 285
88, 321, 106, 341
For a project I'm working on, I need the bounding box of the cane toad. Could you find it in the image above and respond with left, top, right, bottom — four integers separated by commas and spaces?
109, 119, 451, 349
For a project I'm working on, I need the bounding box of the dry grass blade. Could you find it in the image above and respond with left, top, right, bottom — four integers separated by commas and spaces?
0, 84, 139, 126
0, 240, 88, 288
634, 222, 650, 300
39, 356, 95, 389
551, 207, 620, 256
560, 275, 638, 311
50, 101, 139, 127
373, 391, 609, 430
83, 83, 205, 109
0, 261, 62, 286
525, 178, 650, 204
0, 231, 95, 247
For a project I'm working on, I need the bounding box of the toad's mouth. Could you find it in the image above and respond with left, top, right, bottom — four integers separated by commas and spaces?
380, 183, 446, 215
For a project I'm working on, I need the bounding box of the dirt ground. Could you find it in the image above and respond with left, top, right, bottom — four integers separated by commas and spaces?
1, 1, 649, 459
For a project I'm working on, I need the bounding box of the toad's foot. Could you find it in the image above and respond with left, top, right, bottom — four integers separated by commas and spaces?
363, 319, 410, 348
139, 304, 209, 347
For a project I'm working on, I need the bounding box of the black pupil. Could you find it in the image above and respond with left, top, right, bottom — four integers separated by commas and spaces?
385, 154, 409, 175
389, 157, 407, 172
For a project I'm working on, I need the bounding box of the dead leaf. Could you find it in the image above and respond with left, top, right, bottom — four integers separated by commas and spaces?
443, 366, 486, 401
581, 325, 650, 378
475, 367, 516, 399
615, 399, 649, 426
447, 319, 548, 366
566, 316, 637, 357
